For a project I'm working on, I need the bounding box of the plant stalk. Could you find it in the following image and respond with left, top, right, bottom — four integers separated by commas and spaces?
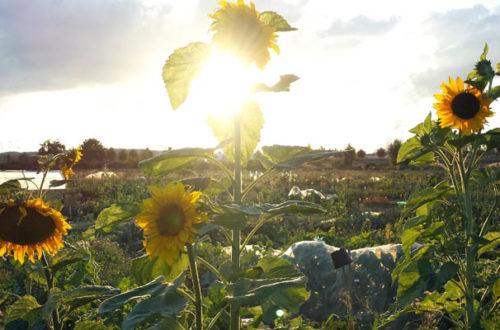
41, 253, 62, 330
458, 147, 477, 329
230, 113, 242, 330
186, 243, 203, 330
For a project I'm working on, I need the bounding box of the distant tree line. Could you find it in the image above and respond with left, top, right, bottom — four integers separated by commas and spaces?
0, 138, 157, 171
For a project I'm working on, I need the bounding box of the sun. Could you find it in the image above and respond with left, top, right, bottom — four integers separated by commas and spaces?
186, 48, 260, 118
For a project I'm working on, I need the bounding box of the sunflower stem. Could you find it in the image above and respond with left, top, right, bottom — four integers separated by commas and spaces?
230, 112, 242, 330
186, 243, 203, 330
41, 253, 62, 330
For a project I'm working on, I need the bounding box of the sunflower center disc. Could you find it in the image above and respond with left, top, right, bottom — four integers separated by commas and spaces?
0, 207, 56, 245
451, 92, 480, 119
157, 205, 185, 236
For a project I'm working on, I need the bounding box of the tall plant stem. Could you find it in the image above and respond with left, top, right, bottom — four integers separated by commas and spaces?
230, 113, 242, 330
186, 243, 203, 330
458, 147, 477, 329
41, 253, 62, 330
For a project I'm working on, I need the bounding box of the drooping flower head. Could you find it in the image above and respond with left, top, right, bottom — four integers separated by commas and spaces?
134, 182, 207, 265
60, 146, 82, 180
0, 199, 71, 264
433, 77, 493, 135
209, 0, 279, 69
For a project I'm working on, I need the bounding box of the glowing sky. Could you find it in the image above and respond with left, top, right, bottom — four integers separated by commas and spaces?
1, 0, 499, 153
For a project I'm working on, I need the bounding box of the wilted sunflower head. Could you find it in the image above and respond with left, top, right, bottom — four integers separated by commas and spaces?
433, 77, 493, 135
134, 182, 207, 265
209, 0, 279, 69
0, 199, 71, 264
60, 146, 82, 180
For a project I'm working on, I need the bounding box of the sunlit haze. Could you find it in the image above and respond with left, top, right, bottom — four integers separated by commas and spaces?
1, 0, 499, 153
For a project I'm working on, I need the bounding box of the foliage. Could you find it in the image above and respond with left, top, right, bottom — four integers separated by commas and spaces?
387, 139, 402, 166
79, 138, 106, 169
343, 144, 356, 166
38, 139, 66, 156
385, 45, 500, 329
376, 147, 386, 159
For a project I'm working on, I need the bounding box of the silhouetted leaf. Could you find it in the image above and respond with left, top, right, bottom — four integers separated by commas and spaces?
162, 42, 211, 110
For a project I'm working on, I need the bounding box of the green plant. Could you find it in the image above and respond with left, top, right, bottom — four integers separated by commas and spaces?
387, 45, 500, 329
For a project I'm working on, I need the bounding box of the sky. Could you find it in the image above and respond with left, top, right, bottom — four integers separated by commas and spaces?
1, 0, 500, 153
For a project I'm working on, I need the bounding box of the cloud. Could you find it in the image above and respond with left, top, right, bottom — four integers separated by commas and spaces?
0, 0, 172, 95
320, 15, 399, 37
410, 4, 500, 97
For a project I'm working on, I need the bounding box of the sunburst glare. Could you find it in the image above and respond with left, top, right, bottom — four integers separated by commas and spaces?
186, 48, 260, 118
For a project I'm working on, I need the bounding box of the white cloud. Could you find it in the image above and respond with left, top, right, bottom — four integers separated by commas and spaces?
0, 0, 173, 94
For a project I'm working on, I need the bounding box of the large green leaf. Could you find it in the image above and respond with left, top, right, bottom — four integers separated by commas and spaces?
212, 214, 248, 229
122, 274, 187, 330
477, 232, 500, 257
409, 113, 433, 136
130, 254, 189, 284
138, 147, 215, 177
99, 276, 165, 314
62, 286, 120, 309
402, 181, 453, 217
260, 200, 326, 216
259, 11, 297, 32
95, 203, 141, 232
207, 101, 264, 166
252, 74, 300, 93
5, 295, 42, 326
493, 278, 500, 298
42, 288, 62, 321
0, 179, 22, 194
257, 256, 303, 278
397, 137, 425, 163
49, 248, 90, 274
227, 277, 307, 306
162, 42, 211, 110
260, 150, 344, 169
261, 145, 311, 163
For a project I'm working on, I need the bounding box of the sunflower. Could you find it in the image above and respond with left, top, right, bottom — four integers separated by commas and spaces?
0, 199, 71, 264
134, 182, 207, 265
433, 77, 493, 135
209, 0, 279, 69
60, 146, 82, 180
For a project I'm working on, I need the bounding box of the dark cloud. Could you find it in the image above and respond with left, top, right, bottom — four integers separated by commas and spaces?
320, 15, 399, 37
411, 4, 500, 97
0, 0, 172, 94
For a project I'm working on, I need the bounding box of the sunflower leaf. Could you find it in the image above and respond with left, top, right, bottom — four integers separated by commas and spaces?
260, 150, 344, 169
262, 145, 312, 164
62, 286, 121, 309
130, 254, 189, 285
122, 274, 187, 330
397, 137, 425, 164
487, 85, 500, 101
95, 203, 141, 232
259, 200, 326, 216
5, 295, 43, 326
162, 42, 211, 110
252, 74, 300, 93
99, 276, 165, 314
480, 43, 488, 61
260, 11, 297, 32
138, 147, 216, 177
207, 101, 264, 166
0, 179, 22, 194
